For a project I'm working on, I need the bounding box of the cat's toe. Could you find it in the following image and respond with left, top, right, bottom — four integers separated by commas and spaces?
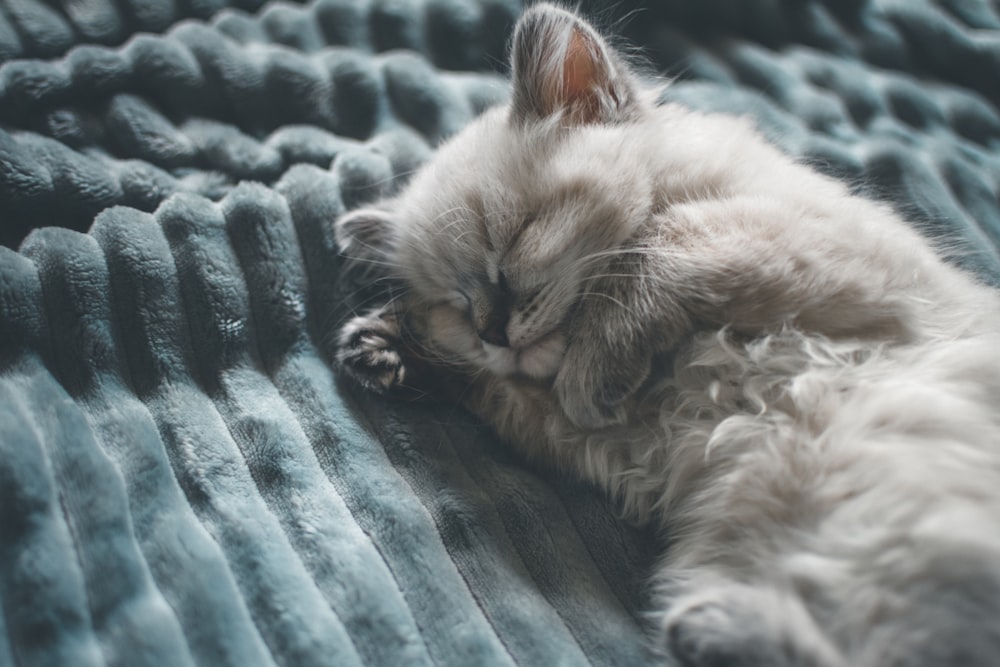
337, 314, 406, 394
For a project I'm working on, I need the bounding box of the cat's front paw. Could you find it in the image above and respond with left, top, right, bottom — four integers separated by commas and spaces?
554, 345, 650, 429
336, 309, 406, 394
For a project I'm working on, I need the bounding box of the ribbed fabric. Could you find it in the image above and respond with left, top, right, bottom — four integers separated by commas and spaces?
0, 164, 657, 666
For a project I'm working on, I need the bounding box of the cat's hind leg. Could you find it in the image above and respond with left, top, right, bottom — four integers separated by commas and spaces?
660, 581, 845, 667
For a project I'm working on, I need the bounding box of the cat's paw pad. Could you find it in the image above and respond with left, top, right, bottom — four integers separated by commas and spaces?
337, 313, 406, 394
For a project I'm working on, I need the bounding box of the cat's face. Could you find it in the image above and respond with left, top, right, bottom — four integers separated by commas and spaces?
336, 5, 651, 381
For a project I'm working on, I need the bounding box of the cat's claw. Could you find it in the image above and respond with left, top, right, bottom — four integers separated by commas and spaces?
337, 311, 406, 394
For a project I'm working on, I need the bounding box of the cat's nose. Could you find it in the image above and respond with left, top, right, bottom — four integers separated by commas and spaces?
476, 309, 510, 348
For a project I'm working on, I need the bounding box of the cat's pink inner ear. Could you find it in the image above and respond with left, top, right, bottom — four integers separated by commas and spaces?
559, 28, 606, 124
511, 6, 631, 126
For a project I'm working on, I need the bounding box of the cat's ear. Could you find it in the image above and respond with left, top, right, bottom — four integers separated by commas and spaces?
510, 4, 638, 127
334, 207, 396, 264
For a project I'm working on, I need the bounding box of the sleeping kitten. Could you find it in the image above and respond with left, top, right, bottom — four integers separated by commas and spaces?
334, 4, 1000, 666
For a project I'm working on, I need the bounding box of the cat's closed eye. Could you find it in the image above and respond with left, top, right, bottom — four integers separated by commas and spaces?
470, 274, 513, 347
496, 269, 509, 293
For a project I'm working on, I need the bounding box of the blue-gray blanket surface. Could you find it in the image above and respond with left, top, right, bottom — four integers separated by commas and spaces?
1, 1, 998, 666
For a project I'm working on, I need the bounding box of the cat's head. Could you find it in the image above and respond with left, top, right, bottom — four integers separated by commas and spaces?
336, 4, 657, 381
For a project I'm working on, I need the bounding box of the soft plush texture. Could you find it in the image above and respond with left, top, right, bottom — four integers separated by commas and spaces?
0, 1, 998, 666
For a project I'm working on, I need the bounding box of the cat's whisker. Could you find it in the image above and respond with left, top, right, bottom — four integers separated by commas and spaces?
452, 230, 480, 245
339, 252, 398, 270
332, 278, 414, 320
564, 248, 661, 278
582, 273, 646, 281
424, 201, 480, 227
351, 165, 424, 194
577, 290, 634, 312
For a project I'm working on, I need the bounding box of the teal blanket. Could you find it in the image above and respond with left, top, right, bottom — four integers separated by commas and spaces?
1, 1, 998, 665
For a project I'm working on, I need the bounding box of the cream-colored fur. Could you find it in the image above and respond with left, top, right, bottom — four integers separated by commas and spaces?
335, 5, 1000, 665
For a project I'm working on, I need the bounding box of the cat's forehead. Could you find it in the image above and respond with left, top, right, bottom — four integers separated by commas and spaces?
442, 110, 550, 180
396, 105, 652, 277
417, 110, 628, 211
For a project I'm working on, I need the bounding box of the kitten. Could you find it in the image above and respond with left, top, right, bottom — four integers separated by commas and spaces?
334, 4, 1000, 666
